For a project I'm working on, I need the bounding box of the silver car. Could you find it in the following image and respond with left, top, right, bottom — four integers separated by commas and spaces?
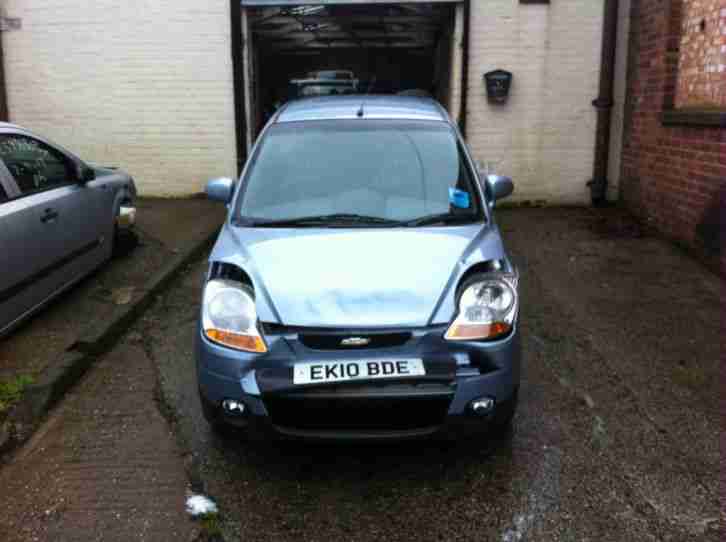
197, 96, 520, 441
0, 123, 137, 336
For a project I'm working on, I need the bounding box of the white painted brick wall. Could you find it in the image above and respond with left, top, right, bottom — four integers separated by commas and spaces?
1, 0, 237, 196
465, 0, 604, 205
1, 1, 603, 202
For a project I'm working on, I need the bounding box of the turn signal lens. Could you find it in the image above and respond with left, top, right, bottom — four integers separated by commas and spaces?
445, 322, 511, 341
445, 274, 518, 341
205, 329, 267, 353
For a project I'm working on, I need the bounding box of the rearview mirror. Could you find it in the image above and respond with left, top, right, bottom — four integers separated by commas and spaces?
485, 175, 514, 206
206, 177, 235, 203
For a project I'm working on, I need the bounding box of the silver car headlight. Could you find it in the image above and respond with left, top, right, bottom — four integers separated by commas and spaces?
445, 273, 519, 341
202, 279, 267, 353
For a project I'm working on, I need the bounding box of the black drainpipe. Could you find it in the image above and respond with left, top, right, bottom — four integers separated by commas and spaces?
458, 0, 471, 137
0, 27, 8, 121
230, 0, 247, 176
588, 0, 619, 205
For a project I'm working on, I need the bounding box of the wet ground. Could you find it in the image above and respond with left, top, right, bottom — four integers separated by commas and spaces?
0, 207, 720, 541
0, 341, 192, 542
145, 207, 720, 541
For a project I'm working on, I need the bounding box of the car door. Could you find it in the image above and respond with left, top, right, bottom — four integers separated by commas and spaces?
0, 175, 37, 324
0, 133, 104, 333
0, 151, 61, 333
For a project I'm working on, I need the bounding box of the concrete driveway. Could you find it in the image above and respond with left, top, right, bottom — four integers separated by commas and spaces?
0, 207, 720, 541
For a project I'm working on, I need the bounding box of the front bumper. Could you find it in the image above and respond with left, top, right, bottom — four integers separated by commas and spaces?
196, 324, 521, 441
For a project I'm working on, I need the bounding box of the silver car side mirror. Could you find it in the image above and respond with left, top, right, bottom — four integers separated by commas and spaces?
206, 177, 235, 203
485, 175, 514, 208
75, 162, 95, 184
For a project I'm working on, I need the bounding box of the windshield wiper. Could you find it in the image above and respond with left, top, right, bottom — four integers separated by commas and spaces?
400, 212, 480, 227
244, 213, 401, 227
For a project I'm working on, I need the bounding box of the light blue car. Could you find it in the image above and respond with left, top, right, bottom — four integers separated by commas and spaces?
197, 96, 520, 441
0, 123, 136, 336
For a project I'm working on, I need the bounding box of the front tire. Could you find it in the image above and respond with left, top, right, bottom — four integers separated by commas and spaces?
112, 226, 138, 258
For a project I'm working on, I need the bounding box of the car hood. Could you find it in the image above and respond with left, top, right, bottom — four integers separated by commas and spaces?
209, 224, 506, 328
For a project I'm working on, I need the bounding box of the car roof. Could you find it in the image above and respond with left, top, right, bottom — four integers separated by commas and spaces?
0, 122, 45, 140
0, 122, 24, 131
275, 95, 450, 124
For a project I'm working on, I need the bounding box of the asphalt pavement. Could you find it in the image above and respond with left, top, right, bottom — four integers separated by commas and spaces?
146, 207, 720, 541
0, 206, 720, 542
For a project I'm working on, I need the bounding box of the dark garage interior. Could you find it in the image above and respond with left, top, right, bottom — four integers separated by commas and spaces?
244, 3, 459, 136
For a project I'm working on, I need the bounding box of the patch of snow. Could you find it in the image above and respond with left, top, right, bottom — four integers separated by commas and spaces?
186, 494, 218, 517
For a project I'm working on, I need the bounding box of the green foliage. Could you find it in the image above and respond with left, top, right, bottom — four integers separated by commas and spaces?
199, 512, 222, 539
0, 375, 34, 413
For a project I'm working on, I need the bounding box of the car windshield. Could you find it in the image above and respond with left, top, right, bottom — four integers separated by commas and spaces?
237, 120, 483, 226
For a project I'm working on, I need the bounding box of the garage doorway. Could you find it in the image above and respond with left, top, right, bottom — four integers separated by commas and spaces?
238, 1, 466, 150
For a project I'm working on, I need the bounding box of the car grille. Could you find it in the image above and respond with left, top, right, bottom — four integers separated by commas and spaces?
263, 382, 454, 432
298, 332, 412, 350
261, 324, 417, 351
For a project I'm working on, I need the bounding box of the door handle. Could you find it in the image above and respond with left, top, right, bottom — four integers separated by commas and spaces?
41, 208, 59, 223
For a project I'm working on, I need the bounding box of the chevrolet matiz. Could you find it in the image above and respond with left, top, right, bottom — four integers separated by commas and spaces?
196, 96, 520, 441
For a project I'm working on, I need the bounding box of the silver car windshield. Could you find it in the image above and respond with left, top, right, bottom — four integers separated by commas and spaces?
237, 120, 483, 225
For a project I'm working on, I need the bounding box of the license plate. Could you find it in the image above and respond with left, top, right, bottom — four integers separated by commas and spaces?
293, 359, 425, 385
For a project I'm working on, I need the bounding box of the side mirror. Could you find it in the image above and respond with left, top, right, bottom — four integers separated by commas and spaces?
82, 167, 96, 182
485, 174, 514, 207
206, 177, 235, 203
76, 163, 95, 183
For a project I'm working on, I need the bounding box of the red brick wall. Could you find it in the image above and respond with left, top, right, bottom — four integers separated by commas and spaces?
621, 0, 725, 270
676, 0, 726, 107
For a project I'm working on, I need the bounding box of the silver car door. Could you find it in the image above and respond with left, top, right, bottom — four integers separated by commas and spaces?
0, 135, 98, 333
0, 160, 61, 333
25, 137, 113, 275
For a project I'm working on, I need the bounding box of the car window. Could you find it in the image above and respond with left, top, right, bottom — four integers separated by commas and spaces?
0, 135, 74, 196
238, 120, 482, 223
299, 84, 356, 96
0, 183, 7, 203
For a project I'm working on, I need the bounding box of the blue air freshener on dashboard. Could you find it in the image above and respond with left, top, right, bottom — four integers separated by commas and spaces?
449, 187, 470, 209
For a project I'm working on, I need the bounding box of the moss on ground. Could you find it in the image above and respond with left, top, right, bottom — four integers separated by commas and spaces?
198, 512, 223, 541
0, 375, 34, 413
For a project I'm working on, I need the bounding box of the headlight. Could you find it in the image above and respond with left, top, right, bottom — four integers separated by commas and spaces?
202, 279, 267, 353
445, 274, 518, 341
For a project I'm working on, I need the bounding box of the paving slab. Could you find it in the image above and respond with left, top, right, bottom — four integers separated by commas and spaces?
0, 341, 197, 542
